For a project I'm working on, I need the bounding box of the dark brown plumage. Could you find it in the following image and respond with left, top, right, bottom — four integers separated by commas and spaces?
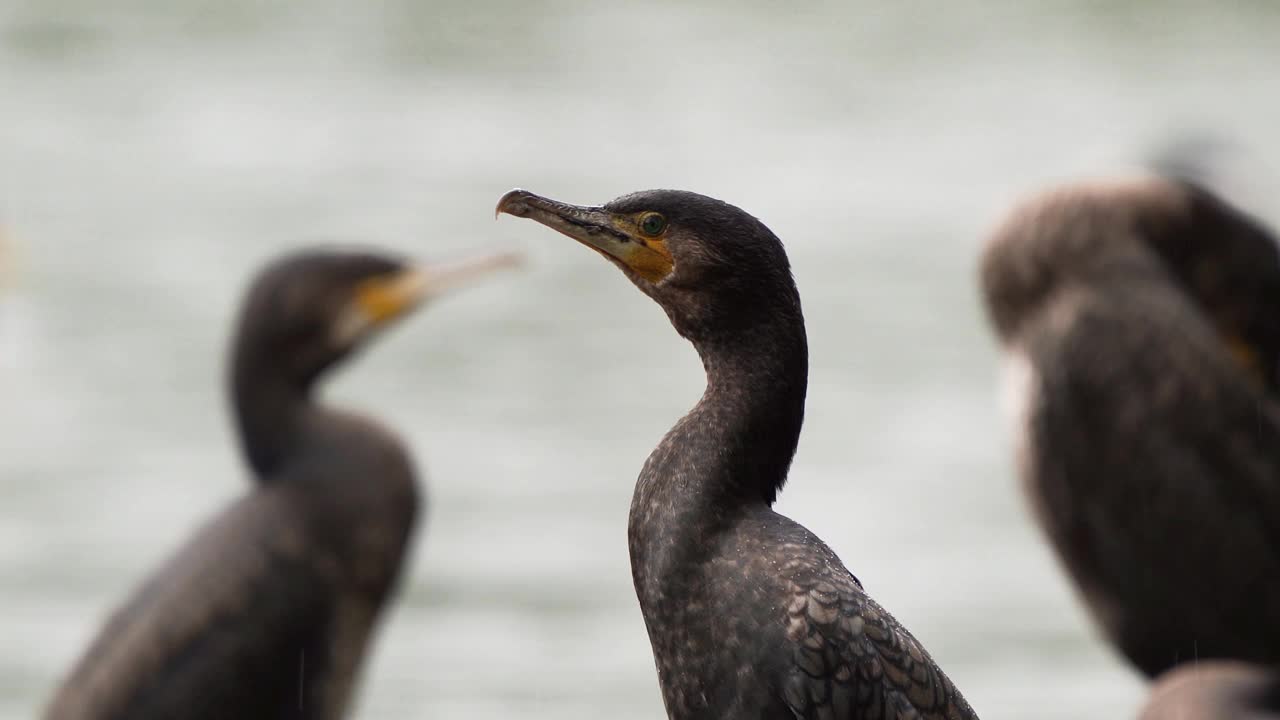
498, 188, 977, 720
980, 176, 1280, 677
1140, 662, 1280, 719
43, 248, 511, 720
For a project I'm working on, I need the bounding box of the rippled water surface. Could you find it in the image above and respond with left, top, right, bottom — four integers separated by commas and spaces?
3, 2, 1279, 718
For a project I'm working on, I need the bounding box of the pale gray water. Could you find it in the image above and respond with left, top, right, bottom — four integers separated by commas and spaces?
2, 2, 1279, 718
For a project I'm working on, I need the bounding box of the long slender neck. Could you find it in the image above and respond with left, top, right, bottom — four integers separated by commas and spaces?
231, 346, 312, 478
695, 316, 808, 505
630, 307, 808, 548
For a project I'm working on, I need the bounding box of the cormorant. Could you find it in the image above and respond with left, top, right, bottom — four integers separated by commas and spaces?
43, 248, 514, 720
497, 188, 978, 720
980, 176, 1280, 677
1139, 662, 1280, 719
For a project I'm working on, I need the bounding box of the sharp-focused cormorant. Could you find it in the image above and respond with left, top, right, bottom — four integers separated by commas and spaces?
43, 248, 514, 720
498, 189, 977, 720
980, 176, 1280, 677
1140, 662, 1280, 719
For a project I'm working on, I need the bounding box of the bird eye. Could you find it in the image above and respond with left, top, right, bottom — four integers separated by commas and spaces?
639, 212, 667, 236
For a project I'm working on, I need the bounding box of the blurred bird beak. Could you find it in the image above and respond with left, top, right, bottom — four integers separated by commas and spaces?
495, 188, 673, 283
334, 251, 521, 344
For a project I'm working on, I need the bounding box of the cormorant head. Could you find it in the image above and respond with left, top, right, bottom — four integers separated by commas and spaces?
233, 248, 517, 388
496, 188, 799, 343
981, 177, 1280, 391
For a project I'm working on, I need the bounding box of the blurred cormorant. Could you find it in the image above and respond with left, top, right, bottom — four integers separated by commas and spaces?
980, 176, 1280, 677
1140, 662, 1280, 719
498, 188, 977, 720
44, 248, 514, 720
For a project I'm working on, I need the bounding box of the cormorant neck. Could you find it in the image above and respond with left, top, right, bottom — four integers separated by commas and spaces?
629, 303, 807, 608
231, 348, 315, 478
638, 305, 808, 516
694, 314, 808, 505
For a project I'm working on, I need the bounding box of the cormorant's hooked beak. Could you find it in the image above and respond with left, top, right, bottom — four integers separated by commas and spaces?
495, 188, 674, 283
333, 251, 521, 345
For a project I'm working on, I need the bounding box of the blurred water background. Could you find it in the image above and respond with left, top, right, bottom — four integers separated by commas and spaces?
2, 2, 1279, 718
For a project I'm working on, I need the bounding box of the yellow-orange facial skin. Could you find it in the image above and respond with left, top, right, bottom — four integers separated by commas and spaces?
609, 213, 674, 284
353, 269, 431, 325
329, 267, 432, 347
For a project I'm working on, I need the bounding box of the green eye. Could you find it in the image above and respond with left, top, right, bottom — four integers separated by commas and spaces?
639, 212, 667, 236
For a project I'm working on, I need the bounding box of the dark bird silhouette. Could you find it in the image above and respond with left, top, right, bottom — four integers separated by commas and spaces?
1140, 662, 1280, 719
980, 175, 1280, 677
43, 248, 514, 720
498, 188, 977, 720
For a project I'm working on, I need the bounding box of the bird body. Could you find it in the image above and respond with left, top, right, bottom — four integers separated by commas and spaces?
981, 178, 1280, 676
44, 250, 512, 720
632, 503, 971, 720
46, 439, 415, 720
499, 188, 976, 719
